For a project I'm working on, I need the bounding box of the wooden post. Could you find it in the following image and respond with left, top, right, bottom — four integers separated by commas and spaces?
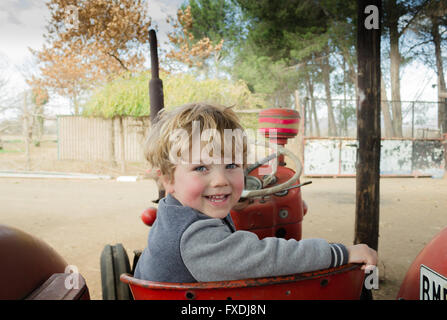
354, 0, 381, 251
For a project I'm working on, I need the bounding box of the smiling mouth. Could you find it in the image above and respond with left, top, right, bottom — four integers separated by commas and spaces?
204, 194, 230, 202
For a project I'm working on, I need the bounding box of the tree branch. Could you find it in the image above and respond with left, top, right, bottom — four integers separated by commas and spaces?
107, 52, 129, 71
405, 39, 433, 53
399, 0, 431, 36
285, 54, 328, 71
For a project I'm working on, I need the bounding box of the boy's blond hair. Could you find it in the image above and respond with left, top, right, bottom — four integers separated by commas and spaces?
144, 102, 248, 181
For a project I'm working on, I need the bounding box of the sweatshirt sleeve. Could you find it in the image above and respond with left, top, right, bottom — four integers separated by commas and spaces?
180, 219, 349, 282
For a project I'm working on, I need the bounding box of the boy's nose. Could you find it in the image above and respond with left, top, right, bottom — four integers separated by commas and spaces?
210, 169, 230, 187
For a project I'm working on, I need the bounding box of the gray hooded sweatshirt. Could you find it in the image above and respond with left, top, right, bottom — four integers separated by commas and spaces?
134, 193, 348, 282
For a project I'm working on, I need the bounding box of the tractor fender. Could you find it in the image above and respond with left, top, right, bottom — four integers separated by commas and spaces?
397, 227, 447, 300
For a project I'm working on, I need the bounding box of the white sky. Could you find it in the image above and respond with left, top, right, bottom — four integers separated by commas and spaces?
0, 0, 184, 118
0, 0, 183, 64
0, 0, 439, 119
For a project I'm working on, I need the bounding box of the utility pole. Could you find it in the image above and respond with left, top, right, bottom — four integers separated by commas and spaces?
354, 1, 382, 251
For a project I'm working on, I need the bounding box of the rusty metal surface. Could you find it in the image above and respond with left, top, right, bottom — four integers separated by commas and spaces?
304, 138, 445, 177
304, 139, 340, 175
412, 140, 445, 177
380, 140, 412, 174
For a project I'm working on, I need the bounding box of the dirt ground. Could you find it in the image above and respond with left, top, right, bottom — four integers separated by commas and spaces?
1, 138, 447, 300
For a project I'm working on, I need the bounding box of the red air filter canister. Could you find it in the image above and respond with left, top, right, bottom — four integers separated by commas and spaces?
258, 108, 300, 145
258, 108, 300, 164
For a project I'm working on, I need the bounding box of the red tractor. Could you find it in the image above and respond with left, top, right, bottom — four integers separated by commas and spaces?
98, 107, 447, 301
105, 107, 367, 300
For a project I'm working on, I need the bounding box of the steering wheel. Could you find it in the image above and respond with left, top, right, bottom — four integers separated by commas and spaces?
240, 143, 302, 198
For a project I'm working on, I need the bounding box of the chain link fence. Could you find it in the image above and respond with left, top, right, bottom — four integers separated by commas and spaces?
303, 98, 443, 138
236, 99, 443, 139
1, 99, 443, 142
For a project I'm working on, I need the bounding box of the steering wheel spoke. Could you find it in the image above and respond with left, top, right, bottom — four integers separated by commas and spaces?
241, 144, 302, 198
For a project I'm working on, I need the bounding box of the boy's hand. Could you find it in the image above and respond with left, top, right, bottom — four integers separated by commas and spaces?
346, 244, 378, 270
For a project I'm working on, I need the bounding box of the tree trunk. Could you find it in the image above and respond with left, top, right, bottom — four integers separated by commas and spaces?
431, 18, 447, 134
109, 117, 117, 166
311, 99, 320, 137
33, 104, 44, 147
306, 98, 313, 136
304, 75, 313, 136
73, 93, 79, 116
322, 48, 337, 136
389, 17, 403, 137
380, 76, 395, 137
341, 49, 358, 110
343, 57, 348, 136
355, 0, 381, 252
294, 90, 305, 167
23, 92, 32, 171
306, 73, 320, 136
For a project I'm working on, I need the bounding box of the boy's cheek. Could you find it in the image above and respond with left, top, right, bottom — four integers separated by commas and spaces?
181, 177, 206, 198
233, 172, 245, 196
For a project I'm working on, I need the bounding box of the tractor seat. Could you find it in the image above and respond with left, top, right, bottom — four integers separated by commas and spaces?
120, 264, 365, 300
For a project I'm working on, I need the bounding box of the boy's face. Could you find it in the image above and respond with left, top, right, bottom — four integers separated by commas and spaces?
162, 160, 244, 219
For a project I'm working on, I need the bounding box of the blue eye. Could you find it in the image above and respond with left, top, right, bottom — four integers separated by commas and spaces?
226, 163, 239, 169
194, 165, 207, 172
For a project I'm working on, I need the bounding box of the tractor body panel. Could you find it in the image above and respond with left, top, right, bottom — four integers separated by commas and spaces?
397, 227, 447, 300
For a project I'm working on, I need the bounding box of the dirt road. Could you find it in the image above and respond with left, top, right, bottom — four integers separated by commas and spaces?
1, 176, 447, 300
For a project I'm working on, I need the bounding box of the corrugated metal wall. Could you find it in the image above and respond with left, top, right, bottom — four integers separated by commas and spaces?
304, 137, 445, 178
58, 116, 150, 161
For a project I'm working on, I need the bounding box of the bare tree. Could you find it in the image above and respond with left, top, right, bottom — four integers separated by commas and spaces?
321, 46, 338, 136
0, 59, 14, 117
382, 0, 430, 137
31, 0, 152, 115
409, 0, 447, 133
0, 61, 22, 146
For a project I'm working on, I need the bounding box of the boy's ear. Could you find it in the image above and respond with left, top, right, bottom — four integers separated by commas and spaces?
160, 175, 175, 194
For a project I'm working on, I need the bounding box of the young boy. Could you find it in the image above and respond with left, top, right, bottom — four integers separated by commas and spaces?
134, 102, 377, 283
